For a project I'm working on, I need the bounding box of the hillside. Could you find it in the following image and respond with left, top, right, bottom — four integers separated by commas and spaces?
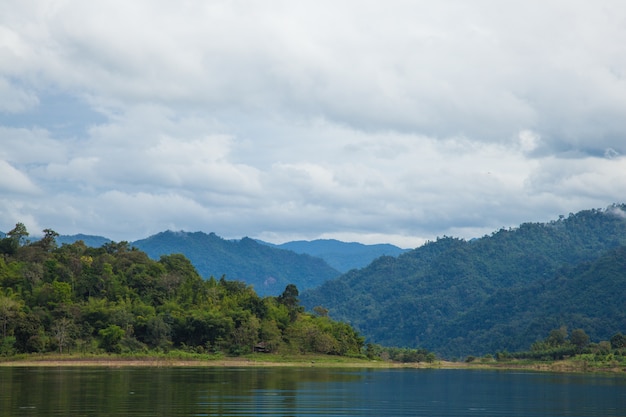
260, 239, 408, 272
56, 234, 112, 248
441, 245, 626, 357
132, 231, 340, 296
0, 235, 363, 357
300, 205, 626, 358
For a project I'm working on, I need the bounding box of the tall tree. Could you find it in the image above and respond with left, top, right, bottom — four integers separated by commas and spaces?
38, 229, 59, 252
570, 329, 589, 352
7, 222, 28, 244
0, 295, 20, 338
0, 222, 29, 254
278, 284, 301, 322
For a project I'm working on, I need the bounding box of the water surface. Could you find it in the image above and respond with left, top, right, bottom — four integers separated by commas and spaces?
1, 367, 624, 416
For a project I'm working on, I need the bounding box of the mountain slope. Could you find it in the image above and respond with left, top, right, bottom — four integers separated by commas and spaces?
132, 231, 341, 296
261, 239, 408, 272
300, 205, 626, 357
430, 245, 626, 357
56, 234, 112, 247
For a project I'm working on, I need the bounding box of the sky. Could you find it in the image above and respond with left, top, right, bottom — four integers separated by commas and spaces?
1, 0, 625, 248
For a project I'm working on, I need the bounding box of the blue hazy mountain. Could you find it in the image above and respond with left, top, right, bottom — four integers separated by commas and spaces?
259, 239, 408, 272
53, 231, 406, 293
56, 234, 112, 248
132, 231, 341, 296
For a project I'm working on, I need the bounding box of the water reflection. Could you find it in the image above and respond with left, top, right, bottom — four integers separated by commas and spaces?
0, 367, 624, 416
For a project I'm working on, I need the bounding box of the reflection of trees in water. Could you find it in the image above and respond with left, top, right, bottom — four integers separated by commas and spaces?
0, 367, 366, 416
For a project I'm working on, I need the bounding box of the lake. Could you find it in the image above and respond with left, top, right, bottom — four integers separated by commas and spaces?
0, 367, 624, 416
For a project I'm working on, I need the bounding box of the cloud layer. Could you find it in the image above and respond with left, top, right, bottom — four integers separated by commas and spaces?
1, 1, 625, 247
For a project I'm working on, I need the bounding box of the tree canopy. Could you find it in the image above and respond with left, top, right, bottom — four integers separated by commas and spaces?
0, 224, 363, 357
302, 205, 626, 357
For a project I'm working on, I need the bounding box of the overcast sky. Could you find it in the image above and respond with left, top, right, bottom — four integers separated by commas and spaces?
1, 1, 625, 248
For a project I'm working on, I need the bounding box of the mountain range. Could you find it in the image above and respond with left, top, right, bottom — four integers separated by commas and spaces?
131, 232, 340, 296
52, 231, 407, 296
6, 204, 626, 358
259, 239, 408, 272
300, 205, 626, 358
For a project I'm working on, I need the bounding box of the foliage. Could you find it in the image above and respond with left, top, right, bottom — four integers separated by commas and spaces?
301, 205, 626, 357
132, 231, 341, 296
0, 225, 363, 358
500, 327, 625, 363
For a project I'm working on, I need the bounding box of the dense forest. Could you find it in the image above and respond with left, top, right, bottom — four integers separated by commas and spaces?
132, 231, 341, 296
301, 205, 626, 358
3, 205, 625, 361
0, 224, 363, 357
57, 233, 408, 294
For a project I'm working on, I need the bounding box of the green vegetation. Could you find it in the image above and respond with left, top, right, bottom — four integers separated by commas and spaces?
496, 327, 626, 361
302, 205, 626, 358
132, 231, 341, 296
475, 327, 626, 372
0, 224, 363, 359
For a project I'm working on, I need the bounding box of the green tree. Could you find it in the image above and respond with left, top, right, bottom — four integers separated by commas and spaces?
37, 229, 59, 252
230, 315, 260, 354
259, 319, 282, 352
0, 295, 21, 338
278, 284, 302, 322
0, 222, 29, 255
546, 326, 568, 347
99, 324, 125, 353
313, 306, 329, 317
7, 222, 29, 245
570, 328, 589, 352
13, 313, 44, 353
610, 332, 626, 349
143, 316, 172, 350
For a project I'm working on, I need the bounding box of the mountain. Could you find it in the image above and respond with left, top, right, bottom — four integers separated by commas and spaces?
53, 231, 405, 294
56, 234, 112, 247
132, 231, 340, 296
259, 239, 408, 272
300, 205, 626, 358
441, 245, 626, 357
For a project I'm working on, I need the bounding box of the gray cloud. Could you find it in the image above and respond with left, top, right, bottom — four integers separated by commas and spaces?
0, 0, 625, 247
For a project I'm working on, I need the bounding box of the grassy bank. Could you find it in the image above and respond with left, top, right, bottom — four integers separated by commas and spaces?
2, 352, 625, 374
0, 352, 416, 368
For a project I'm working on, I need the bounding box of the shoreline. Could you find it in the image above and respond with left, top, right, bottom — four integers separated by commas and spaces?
1, 356, 624, 374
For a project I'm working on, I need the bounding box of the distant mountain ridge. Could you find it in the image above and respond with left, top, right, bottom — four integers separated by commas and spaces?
56, 234, 112, 248
301, 204, 626, 358
131, 231, 341, 296
49, 232, 407, 294
258, 239, 408, 272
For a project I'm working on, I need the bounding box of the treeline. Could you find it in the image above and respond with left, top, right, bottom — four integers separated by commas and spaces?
132, 231, 341, 296
493, 327, 626, 362
0, 223, 364, 357
462, 327, 626, 365
302, 205, 626, 357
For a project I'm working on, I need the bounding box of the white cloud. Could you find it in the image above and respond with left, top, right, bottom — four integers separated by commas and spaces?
0, 79, 39, 113
0, 0, 625, 246
0, 160, 40, 194
0, 127, 64, 163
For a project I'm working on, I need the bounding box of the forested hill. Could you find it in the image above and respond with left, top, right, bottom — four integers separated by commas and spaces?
51, 232, 358, 296
259, 239, 408, 273
300, 205, 626, 358
132, 231, 340, 296
0, 234, 364, 357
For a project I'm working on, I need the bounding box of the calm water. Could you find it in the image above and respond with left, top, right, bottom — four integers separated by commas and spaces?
0, 367, 625, 416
